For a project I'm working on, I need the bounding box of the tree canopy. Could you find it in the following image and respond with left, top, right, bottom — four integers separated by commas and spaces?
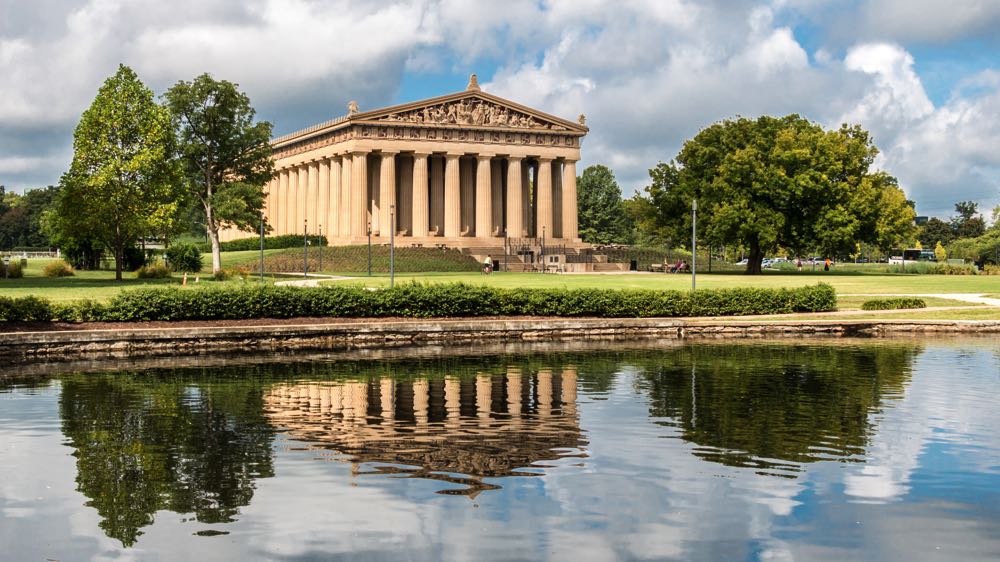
164, 74, 274, 273
576, 164, 634, 245
634, 114, 914, 273
53, 65, 180, 279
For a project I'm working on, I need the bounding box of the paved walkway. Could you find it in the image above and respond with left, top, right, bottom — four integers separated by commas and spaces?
841, 293, 1000, 307
274, 274, 353, 287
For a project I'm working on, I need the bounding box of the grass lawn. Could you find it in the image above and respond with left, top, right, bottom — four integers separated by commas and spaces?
318, 270, 1000, 295
2, 256, 280, 302
834, 295, 983, 310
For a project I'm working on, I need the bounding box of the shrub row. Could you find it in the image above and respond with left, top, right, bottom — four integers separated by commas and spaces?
195, 234, 328, 253
0, 283, 837, 323
860, 298, 927, 311
883, 263, 979, 275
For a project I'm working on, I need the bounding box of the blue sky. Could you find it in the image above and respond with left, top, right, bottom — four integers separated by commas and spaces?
1, 0, 999, 218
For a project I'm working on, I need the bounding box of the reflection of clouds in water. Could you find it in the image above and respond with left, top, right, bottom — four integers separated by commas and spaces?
845, 345, 1000, 502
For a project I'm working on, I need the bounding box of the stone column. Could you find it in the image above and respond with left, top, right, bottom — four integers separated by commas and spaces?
351, 151, 368, 237
551, 160, 563, 239
328, 157, 342, 239
307, 161, 319, 232
506, 157, 523, 238
476, 374, 492, 424
277, 169, 289, 235
537, 368, 553, 418
297, 165, 308, 234
287, 167, 298, 235
444, 378, 460, 430
318, 162, 330, 241
444, 154, 461, 238
460, 157, 475, 235
522, 160, 532, 236
561, 366, 578, 416
562, 159, 579, 240
413, 379, 429, 425
380, 379, 395, 424
491, 159, 503, 236
536, 157, 553, 240
411, 153, 429, 237
507, 367, 523, 429
475, 154, 493, 238
339, 154, 352, 237
379, 152, 397, 237
398, 155, 413, 235
430, 156, 444, 235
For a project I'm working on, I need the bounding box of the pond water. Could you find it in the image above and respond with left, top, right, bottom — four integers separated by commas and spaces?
2, 339, 999, 561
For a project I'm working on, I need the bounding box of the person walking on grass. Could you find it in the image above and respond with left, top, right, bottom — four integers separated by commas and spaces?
796, 258, 803, 272
824, 258, 831, 272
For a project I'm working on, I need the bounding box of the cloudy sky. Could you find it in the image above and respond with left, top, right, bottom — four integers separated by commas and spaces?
1, 0, 998, 218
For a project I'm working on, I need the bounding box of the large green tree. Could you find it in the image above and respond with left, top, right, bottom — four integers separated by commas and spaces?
951, 200, 986, 239
164, 74, 274, 273
917, 216, 954, 247
576, 164, 634, 244
636, 115, 914, 273
57, 65, 180, 279
0, 186, 61, 250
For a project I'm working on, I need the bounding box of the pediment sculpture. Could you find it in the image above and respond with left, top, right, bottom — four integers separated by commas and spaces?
376, 99, 568, 131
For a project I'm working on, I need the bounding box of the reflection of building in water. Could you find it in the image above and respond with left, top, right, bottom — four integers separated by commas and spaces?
264, 368, 583, 495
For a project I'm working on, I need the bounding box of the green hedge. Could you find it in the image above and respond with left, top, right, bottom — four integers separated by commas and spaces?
860, 298, 927, 311
196, 234, 328, 253
1, 283, 836, 323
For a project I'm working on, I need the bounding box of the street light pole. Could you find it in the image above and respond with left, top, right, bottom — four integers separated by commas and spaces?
259, 210, 265, 282
318, 224, 323, 274
303, 219, 308, 279
389, 205, 395, 288
367, 221, 372, 277
692, 198, 697, 291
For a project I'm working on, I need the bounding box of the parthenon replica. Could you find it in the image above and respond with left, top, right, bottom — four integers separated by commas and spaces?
222, 74, 587, 251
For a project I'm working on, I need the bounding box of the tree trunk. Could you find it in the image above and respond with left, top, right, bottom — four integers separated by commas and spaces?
208, 226, 222, 274
114, 243, 123, 281
746, 239, 764, 275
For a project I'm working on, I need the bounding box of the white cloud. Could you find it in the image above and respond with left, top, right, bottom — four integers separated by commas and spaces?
0, 0, 997, 216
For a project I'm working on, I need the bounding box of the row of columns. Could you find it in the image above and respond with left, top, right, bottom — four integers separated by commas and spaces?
263, 151, 579, 241
266, 368, 579, 425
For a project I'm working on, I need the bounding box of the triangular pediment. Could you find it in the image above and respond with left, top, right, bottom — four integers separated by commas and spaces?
352, 91, 588, 134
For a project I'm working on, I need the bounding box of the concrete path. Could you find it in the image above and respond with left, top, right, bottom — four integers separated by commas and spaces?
841, 293, 1000, 307
274, 274, 354, 287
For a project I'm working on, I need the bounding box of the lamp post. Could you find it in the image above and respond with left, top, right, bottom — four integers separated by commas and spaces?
389, 205, 395, 288
318, 224, 323, 273
303, 219, 308, 279
259, 210, 265, 282
541, 225, 546, 271
691, 198, 697, 291
367, 221, 372, 277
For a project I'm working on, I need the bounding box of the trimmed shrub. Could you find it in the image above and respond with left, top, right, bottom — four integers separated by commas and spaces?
165, 243, 203, 273
0, 295, 53, 322
884, 263, 977, 275
42, 260, 75, 277
135, 261, 172, 279
860, 298, 927, 311
980, 264, 1000, 276
196, 234, 328, 253
73, 282, 836, 322
3, 260, 24, 279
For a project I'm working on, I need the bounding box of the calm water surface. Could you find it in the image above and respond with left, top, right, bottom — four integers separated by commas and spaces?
2, 339, 999, 561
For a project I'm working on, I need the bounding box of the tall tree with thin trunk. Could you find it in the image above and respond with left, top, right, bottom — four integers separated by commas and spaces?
164, 74, 274, 274
60, 65, 180, 280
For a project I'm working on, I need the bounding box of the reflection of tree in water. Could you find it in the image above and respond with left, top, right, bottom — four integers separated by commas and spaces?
59, 372, 276, 547
637, 343, 918, 474
264, 367, 585, 497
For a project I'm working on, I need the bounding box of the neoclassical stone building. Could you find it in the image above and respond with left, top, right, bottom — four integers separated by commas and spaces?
222, 75, 587, 249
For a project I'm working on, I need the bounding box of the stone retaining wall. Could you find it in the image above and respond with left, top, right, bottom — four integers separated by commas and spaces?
4, 318, 1000, 363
